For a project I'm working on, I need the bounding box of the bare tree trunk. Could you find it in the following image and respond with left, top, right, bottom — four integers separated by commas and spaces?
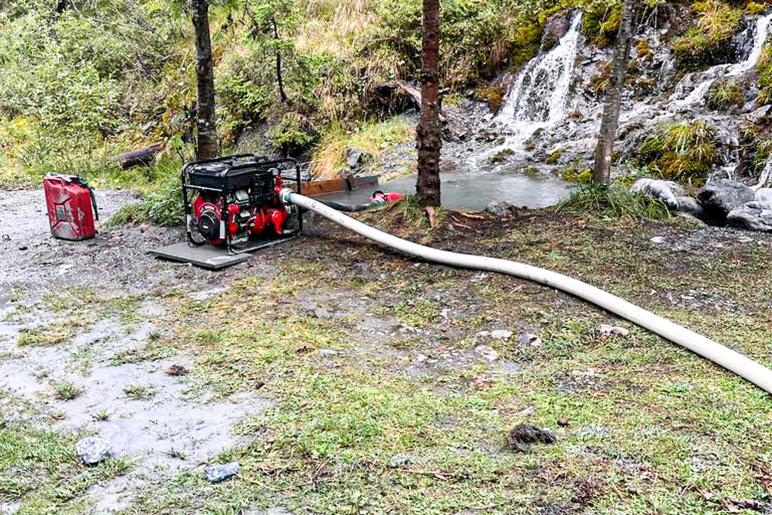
192, 0, 219, 160
415, 0, 442, 207
271, 16, 288, 103
592, 0, 636, 185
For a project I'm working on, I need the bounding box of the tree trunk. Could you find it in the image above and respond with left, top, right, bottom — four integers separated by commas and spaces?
592, 0, 636, 185
272, 17, 288, 103
415, 0, 442, 207
192, 0, 219, 161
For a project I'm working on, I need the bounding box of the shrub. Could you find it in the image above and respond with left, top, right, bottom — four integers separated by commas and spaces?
268, 112, 317, 155
707, 77, 745, 111
673, 1, 743, 70
757, 43, 772, 105
557, 181, 672, 220
108, 159, 184, 227
581, 0, 622, 48
638, 121, 717, 183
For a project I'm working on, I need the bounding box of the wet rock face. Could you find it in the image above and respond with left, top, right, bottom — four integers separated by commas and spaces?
76, 437, 111, 465
542, 12, 572, 51
697, 180, 756, 218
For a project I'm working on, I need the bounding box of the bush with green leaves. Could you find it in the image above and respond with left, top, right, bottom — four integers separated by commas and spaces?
757, 43, 772, 105
638, 120, 718, 184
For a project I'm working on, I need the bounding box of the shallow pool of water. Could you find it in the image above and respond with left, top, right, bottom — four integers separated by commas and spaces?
318, 169, 574, 211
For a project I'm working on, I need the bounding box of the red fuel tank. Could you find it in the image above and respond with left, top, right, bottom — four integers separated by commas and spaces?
43, 173, 99, 241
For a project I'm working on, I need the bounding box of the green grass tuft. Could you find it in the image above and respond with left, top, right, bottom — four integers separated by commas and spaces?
557, 182, 672, 221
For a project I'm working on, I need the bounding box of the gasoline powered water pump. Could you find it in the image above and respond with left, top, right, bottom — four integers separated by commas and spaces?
182, 155, 302, 253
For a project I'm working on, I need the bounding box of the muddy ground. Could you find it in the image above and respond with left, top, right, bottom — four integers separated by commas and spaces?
1, 189, 771, 514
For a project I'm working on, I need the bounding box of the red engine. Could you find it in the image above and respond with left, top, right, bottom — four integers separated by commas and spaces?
182, 156, 303, 253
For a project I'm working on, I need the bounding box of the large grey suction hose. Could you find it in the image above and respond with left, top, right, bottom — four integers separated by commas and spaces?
281, 189, 772, 394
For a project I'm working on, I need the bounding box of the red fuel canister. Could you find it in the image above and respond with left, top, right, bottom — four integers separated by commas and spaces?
43, 173, 99, 241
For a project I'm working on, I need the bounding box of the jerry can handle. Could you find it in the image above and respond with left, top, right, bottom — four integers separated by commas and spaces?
74, 177, 99, 221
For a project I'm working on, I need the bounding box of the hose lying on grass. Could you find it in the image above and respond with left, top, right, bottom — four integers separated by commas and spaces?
280, 189, 772, 395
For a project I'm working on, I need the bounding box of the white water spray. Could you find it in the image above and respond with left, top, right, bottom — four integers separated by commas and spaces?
495, 12, 583, 148
671, 13, 772, 109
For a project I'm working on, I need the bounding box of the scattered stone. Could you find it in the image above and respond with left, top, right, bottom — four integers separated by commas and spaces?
650, 236, 665, 244
388, 454, 413, 468
164, 364, 189, 376
317, 349, 339, 357
486, 200, 514, 217
345, 148, 369, 169
204, 462, 240, 483
474, 345, 499, 361
505, 424, 556, 452
76, 437, 111, 465
630, 178, 685, 210
597, 324, 630, 338
697, 179, 755, 218
517, 333, 542, 347
489, 329, 513, 341
727, 204, 772, 232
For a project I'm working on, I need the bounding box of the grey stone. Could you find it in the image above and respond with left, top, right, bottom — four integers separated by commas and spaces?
474, 345, 499, 361
486, 200, 514, 216
597, 324, 630, 338
204, 462, 240, 483
746, 104, 771, 124
755, 188, 772, 204
76, 437, 111, 465
630, 179, 685, 210
345, 148, 365, 169
697, 179, 755, 218
727, 205, 772, 232
675, 196, 705, 218
489, 329, 513, 341
388, 454, 413, 468
517, 333, 542, 347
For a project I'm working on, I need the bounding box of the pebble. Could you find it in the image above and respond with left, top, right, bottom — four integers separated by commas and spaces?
650, 236, 665, 244
388, 454, 413, 468
204, 462, 240, 483
76, 437, 111, 465
489, 329, 513, 341
317, 349, 339, 357
597, 324, 630, 338
474, 345, 499, 361
518, 333, 542, 347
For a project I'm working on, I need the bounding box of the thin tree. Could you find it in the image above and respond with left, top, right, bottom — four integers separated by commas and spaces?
192, 0, 219, 160
415, 0, 442, 208
592, 0, 636, 185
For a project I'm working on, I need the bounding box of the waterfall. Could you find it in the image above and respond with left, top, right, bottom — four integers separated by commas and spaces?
671, 13, 772, 109
495, 12, 583, 148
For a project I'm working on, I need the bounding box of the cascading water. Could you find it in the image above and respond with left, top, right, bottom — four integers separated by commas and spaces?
495, 12, 583, 149
671, 13, 772, 109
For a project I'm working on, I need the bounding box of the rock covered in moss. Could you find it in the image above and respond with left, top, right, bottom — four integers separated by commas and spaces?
697, 179, 755, 218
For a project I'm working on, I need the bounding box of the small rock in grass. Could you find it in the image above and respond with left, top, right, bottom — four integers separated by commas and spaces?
517, 333, 542, 347
557, 417, 570, 427
489, 329, 513, 341
204, 462, 240, 483
474, 345, 499, 361
506, 424, 556, 452
317, 349, 339, 357
388, 454, 412, 468
597, 324, 630, 338
76, 437, 111, 465
164, 364, 189, 376
649, 236, 665, 244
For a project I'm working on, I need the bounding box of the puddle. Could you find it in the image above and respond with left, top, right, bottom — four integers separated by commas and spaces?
318, 169, 573, 211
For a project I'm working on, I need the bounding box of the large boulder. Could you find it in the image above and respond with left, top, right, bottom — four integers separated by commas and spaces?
727, 204, 772, 232
697, 179, 755, 219
755, 188, 772, 204
630, 178, 685, 210
674, 196, 706, 218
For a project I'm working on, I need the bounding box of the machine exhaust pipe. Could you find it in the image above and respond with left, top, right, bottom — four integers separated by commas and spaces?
280, 189, 772, 395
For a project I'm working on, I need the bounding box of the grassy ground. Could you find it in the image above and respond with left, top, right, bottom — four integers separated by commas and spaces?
2, 207, 771, 514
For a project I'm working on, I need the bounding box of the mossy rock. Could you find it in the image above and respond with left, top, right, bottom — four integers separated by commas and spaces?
756, 43, 772, 105
475, 86, 506, 111
581, 0, 622, 48
673, 1, 743, 71
638, 121, 718, 183
707, 77, 746, 112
